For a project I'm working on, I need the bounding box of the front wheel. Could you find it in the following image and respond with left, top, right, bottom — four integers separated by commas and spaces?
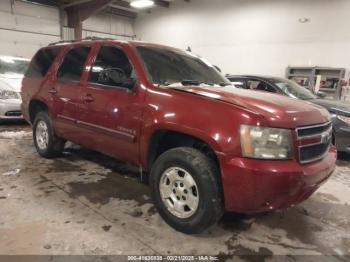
33, 111, 65, 158
150, 147, 224, 234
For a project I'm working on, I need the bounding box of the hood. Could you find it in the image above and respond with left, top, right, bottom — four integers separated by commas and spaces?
310, 99, 350, 117
0, 73, 24, 92
169, 86, 330, 128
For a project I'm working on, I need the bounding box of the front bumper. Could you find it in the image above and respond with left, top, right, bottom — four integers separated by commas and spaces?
333, 118, 350, 153
220, 146, 337, 213
0, 99, 23, 120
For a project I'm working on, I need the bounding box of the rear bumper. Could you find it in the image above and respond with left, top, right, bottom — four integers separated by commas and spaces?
0, 99, 23, 120
220, 146, 337, 213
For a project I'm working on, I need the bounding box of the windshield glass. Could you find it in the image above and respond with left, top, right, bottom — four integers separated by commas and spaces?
271, 78, 316, 100
0, 56, 29, 75
136, 46, 230, 87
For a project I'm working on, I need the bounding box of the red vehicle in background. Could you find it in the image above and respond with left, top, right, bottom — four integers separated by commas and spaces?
21, 39, 336, 234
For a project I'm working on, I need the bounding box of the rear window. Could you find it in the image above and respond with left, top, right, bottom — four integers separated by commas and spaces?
25, 48, 60, 78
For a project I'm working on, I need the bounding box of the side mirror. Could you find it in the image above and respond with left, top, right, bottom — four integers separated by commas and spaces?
121, 78, 136, 90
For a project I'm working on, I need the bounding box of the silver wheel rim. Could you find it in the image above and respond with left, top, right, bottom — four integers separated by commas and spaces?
159, 167, 199, 219
36, 120, 49, 150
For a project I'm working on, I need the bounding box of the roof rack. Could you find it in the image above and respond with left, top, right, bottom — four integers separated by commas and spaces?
49, 36, 115, 46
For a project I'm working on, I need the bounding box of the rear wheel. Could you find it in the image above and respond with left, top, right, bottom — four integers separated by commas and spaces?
150, 147, 223, 234
33, 111, 65, 158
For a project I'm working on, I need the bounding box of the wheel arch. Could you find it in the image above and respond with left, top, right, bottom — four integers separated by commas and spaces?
146, 128, 222, 174
29, 99, 49, 124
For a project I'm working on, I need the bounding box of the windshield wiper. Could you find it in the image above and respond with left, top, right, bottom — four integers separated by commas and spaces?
219, 82, 231, 86
181, 80, 201, 86
161, 80, 226, 87
182, 80, 225, 86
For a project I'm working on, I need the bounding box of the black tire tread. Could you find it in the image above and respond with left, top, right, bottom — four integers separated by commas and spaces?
33, 111, 65, 158
150, 147, 224, 234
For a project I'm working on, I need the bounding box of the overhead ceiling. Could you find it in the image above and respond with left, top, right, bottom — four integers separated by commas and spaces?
22, 0, 174, 18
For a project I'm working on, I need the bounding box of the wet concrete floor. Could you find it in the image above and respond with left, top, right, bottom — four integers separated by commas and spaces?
0, 123, 349, 259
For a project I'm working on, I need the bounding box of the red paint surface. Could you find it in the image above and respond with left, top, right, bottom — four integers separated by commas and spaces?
21, 40, 336, 213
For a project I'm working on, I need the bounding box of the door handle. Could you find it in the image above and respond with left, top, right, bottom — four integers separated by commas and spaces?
48, 88, 57, 95
83, 94, 94, 103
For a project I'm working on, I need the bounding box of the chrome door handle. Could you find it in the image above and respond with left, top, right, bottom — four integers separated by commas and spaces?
83, 94, 94, 103
48, 88, 57, 95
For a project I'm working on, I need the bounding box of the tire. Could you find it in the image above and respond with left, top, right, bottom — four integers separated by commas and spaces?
150, 147, 224, 234
33, 111, 65, 158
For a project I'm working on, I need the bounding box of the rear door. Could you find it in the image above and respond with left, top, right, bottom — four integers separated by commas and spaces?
22, 47, 61, 122
50, 45, 92, 143
77, 44, 144, 165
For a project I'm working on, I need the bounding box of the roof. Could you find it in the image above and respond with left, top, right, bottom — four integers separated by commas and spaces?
47, 37, 183, 52
226, 74, 284, 82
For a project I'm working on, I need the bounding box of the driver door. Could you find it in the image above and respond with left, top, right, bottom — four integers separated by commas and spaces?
77, 44, 143, 165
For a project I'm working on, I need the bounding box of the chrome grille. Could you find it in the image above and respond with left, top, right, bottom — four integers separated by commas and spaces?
297, 122, 332, 164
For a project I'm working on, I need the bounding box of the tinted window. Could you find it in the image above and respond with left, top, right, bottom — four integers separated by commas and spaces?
0, 57, 29, 75
89, 46, 134, 87
229, 78, 247, 89
57, 47, 90, 82
25, 48, 60, 78
271, 78, 316, 100
247, 80, 277, 93
137, 46, 230, 87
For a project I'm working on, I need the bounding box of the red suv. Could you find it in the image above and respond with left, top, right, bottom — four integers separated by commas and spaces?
21, 39, 337, 234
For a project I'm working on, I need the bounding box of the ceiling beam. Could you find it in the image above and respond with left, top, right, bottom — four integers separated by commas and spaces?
62, 0, 95, 8
154, 0, 169, 8
105, 6, 137, 18
111, 0, 170, 9
110, 0, 130, 9
65, 0, 115, 21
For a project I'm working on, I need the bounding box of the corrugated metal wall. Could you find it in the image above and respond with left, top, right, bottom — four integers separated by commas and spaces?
0, 0, 60, 59
0, 1, 136, 59
82, 14, 135, 40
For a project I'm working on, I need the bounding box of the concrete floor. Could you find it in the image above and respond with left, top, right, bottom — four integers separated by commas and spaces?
0, 123, 349, 259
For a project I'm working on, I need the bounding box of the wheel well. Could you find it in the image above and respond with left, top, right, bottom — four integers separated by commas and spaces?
147, 130, 220, 171
29, 100, 48, 124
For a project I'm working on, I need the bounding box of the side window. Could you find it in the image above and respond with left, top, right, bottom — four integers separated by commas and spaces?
89, 46, 134, 87
25, 48, 60, 78
57, 46, 90, 82
247, 80, 276, 93
230, 79, 247, 89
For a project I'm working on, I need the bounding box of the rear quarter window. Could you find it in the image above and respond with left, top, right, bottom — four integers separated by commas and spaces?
25, 47, 61, 78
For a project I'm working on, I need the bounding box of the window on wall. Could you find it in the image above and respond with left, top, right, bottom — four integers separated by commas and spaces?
89, 46, 134, 87
25, 48, 61, 78
57, 46, 90, 82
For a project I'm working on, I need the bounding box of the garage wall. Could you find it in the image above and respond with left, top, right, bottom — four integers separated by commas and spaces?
82, 14, 135, 40
0, 1, 136, 59
135, 0, 350, 77
0, 0, 60, 59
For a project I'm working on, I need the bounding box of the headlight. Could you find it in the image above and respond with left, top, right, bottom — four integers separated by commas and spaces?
0, 89, 20, 100
240, 125, 293, 159
337, 115, 350, 125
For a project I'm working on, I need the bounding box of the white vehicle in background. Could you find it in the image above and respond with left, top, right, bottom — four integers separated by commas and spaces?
0, 56, 30, 123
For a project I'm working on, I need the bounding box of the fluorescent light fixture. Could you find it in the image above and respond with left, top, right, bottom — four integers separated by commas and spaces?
130, 0, 154, 9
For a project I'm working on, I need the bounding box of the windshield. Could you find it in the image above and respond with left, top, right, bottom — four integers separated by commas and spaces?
271, 78, 316, 100
136, 46, 230, 87
0, 56, 29, 75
